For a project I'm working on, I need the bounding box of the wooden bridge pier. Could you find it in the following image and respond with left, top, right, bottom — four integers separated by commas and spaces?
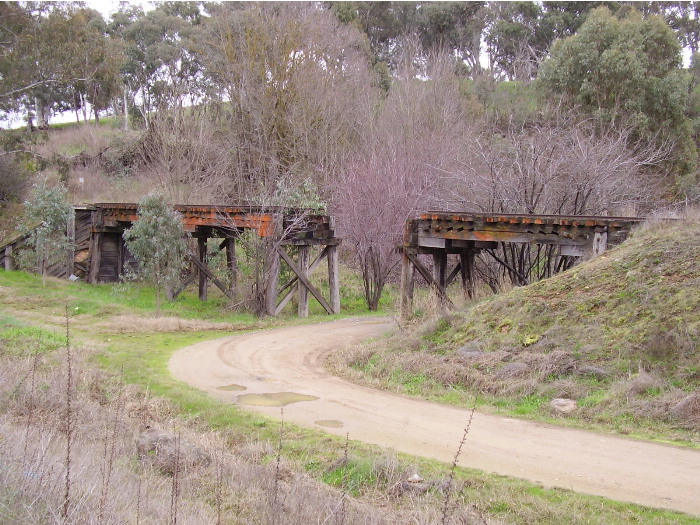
263, 217, 341, 317
85, 204, 343, 317
400, 212, 643, 318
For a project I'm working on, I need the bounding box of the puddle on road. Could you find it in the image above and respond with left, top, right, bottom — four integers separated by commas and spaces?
216, 384, 247, 392
315, 419, 343, 428
237, 392, 319, 407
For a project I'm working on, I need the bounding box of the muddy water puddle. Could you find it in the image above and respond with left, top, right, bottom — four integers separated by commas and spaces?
237, 392, 318, 407
314, 419, 343, 428
216, 384, 247, 392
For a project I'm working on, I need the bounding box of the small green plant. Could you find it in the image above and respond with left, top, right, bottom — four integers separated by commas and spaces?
522, 334, 541, 347
123, 193, 189, 314
16, 178, 73, 283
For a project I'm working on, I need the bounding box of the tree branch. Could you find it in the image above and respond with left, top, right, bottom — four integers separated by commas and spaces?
0, 77, 88, 100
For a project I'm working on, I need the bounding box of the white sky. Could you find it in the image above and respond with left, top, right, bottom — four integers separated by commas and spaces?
85, 0, 154, 19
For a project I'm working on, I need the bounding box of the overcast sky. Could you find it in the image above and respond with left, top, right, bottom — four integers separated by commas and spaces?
85, 0, 154, 19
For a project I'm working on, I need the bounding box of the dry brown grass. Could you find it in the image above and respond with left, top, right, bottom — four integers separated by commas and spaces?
35, 124, 120, 160
0, 335, 501, 525
670, 392, 700, 428
94, 314, 249, 334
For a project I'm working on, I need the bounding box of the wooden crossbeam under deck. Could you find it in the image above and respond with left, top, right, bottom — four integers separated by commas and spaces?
276, 246, 334, 315
275, 247, 330, 315
188, 254, 234, 300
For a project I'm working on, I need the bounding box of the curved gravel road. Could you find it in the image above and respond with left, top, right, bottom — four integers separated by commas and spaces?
169, 317, 700, 516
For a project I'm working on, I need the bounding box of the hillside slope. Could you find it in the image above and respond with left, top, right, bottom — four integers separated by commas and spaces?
333, 217, 700, 443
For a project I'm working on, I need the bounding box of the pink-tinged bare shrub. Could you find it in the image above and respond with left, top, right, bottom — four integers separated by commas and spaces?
452, 120, 666, 216
333, 56, 474, 310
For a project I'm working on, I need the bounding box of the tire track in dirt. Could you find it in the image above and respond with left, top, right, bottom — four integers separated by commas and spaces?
169, 317, 700, 516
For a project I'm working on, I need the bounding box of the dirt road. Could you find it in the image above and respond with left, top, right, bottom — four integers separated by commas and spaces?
169, 318, 700, 516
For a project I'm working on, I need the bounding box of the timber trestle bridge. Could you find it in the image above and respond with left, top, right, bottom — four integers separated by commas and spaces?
1, 203, 341, 317
1, 204, 644, 318
399, 211, 643, 317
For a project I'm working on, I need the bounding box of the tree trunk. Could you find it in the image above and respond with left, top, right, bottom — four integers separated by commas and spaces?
122, 86, 129, 131
155, 259, 162, 316
81, 93, 88, 123
35, 97, 49, 129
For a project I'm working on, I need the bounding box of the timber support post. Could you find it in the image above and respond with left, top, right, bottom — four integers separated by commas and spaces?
66, 211, 75, 278
297, 245, 310, 317
327, 244, 340, 314
265, 241, 281, 316
264, 213, 283, 316
460, 248, 475, 300
197, 233, 208, 301
592, 230, 608, 256
225, 237, 237, 299
4, 245, 13, 271
400, 249, 415, 318
87, 231, 101, 284
432, 250, 448, 307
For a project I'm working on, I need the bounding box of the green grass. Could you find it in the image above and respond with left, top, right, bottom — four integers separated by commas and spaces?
49, 116, 121, 131
0, 314, 66, 356
0, 270, 256, 323
322, 458, 377, 497
0, 268, 698, 523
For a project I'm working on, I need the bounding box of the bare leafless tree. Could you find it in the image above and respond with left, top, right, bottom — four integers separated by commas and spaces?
199, 3, 373, 196
138, 108, 238, 204
444, 118, 670, 288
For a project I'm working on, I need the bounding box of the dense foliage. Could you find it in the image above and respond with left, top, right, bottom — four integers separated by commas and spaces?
16, 179, 72, 279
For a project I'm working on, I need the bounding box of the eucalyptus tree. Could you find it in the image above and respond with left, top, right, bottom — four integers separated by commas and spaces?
0, 2, 68, 128
330, 1, 488, 77
17, 179, 73, 283
110, 2, 205, 128
539, 6, 695, 177
628, 1, 700, 54
415, 2, 487, 75
483, 1, 617, 81
0, 3, 123, 127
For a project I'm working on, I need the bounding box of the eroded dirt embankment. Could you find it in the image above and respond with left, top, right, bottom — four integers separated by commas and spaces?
169, 318, 700, 516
